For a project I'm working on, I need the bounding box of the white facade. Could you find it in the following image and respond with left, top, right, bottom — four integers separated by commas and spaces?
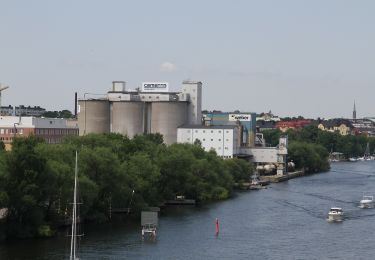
177, 126, 239, 158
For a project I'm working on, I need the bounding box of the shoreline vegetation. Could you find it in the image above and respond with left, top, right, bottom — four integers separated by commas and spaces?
0, 133, 252, 240
1, 125, 365, 240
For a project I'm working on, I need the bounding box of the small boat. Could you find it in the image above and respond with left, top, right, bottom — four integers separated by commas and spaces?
327, 207, 343, 222
348, 157, 358, 162
249, 178, 264, 190
359, 195, 374, 209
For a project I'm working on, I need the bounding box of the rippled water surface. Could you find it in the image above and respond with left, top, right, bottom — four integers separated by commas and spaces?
1, 161, 375, 259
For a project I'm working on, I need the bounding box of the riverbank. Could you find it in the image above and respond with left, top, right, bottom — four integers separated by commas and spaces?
260, 170, 305, 183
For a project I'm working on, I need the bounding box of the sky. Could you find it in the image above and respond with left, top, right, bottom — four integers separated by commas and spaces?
0, 0, 374, 119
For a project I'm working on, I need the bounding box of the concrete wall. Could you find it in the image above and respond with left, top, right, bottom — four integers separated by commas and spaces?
182, 81, 202, 125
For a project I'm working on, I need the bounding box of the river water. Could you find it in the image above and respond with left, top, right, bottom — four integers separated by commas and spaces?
1, 161, 375, 260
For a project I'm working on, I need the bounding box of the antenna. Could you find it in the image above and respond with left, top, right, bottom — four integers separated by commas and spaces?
0, 83, 10, 116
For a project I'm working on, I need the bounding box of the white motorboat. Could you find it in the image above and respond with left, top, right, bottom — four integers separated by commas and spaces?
348, 157, 358, 162
327, 207, 343, 222
359, 195, 374, 209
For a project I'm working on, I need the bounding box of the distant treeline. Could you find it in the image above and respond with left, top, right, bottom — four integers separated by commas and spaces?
263, 125, 375, 171
0, 133, 253, 239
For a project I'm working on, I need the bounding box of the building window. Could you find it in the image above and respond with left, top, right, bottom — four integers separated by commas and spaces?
203, 138, 206, 141
219, 130, 221, 133
211, 130, 213, 133
225, 147, 228, 150
195, 130, 198, 133
203, 130, 205, 133
218, 139, 221, 141
187, 130, 191, 133
226, 131, 229, 133
211, 139, 213, 141
226, 139, 229, 141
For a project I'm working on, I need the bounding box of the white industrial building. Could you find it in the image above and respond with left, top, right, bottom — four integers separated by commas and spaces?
177, 125, 240, 158
78, 81, 202, 145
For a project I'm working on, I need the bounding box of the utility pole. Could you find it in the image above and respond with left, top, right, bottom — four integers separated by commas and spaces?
0, 83, 10, 116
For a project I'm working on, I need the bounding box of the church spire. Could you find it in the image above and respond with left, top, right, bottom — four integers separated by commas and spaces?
353, 100, 356, 120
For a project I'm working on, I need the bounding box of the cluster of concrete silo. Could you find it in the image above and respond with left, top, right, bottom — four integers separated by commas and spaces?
77, 81, 202, 145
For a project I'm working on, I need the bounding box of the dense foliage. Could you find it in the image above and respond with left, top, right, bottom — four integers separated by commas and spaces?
41, 109, 74, 118
0, 134, 253, 239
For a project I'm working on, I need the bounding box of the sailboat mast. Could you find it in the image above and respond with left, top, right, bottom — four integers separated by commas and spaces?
70, 151, 78, 260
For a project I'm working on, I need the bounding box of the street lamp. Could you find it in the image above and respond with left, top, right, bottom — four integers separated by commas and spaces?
13, 122, 19, 139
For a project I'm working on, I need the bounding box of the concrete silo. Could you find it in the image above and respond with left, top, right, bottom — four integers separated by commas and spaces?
150, 102, 188, 145
111, 101, 144, 138
78, 100, 110, 135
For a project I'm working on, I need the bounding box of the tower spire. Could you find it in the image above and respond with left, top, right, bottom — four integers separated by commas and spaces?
353, 100, 356, 120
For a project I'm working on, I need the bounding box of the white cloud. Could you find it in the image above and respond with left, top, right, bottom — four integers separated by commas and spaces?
160, 62, 177, 72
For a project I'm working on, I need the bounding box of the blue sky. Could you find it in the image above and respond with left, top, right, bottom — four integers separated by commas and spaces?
0, 0, 374, 118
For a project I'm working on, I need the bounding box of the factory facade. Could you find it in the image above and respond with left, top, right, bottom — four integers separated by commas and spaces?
177, 125, 240, 159
77, 81, 202, 145
0, 116, 78, 150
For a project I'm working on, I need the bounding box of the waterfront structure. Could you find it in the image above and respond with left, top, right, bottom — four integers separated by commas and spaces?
177, 125, 240, 159
78, 81, 202, 145
0, 116, 78, 150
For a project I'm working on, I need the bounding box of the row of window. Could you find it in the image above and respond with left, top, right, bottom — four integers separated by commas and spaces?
0, 128, 24, 135
35, 128, 78, 135
0, 137, 14, 141
186, 138, 230, 142
187, 129, 231, 134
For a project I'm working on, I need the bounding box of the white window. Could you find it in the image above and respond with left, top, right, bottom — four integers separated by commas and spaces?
0, 129, 3, 134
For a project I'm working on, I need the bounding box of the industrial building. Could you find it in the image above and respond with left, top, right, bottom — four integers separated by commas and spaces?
178, 111, 288, 175
78, 81, 202, 145
202, 111, 257, 147
0, 116, 79, 150
177, 125, 240, 158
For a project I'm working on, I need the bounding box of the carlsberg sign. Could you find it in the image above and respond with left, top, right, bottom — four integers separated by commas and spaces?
142, 82, 169, 92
